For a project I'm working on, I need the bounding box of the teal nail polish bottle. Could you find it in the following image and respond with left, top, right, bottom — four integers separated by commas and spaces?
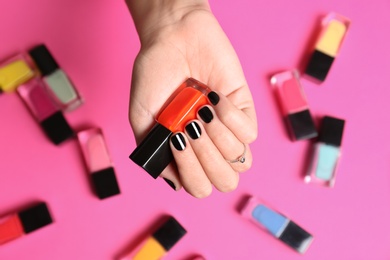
305, 116, 345, 187
29, 44, 83, 112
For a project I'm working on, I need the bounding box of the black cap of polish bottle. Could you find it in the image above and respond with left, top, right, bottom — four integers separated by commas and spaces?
29, 44, 59, 76
129, 123, 173, 179
318, 116, 345, 147
18, 203, 53, 234
152, 217, 187, 251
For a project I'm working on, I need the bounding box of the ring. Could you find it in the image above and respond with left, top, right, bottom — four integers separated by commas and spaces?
226, 143, 246, 163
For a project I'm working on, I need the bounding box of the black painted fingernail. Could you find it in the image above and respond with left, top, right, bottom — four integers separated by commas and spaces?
185, 121, 202, 139
171, 133, 186, 151
198, 106, 213, 123
163, 178, 176, 190
208, 91, 220, 105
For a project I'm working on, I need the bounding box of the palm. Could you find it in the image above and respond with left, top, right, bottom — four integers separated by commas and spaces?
129, 10, 253, 141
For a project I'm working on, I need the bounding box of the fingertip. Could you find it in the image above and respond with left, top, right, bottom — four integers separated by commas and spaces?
197, 105, 214, 124
185, 183, 213, 199
159, 164, 183, 192
239, 129, 257, 145
207, 91, 220, 106
185, 120, 203, 140
163, 177, 184, 191
215, 172, 239, 193
171, 132, 187, 151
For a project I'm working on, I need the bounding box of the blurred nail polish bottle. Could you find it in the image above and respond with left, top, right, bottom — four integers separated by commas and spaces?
119, 216, 186, 260
240, 196, 313, 254
17, 78, 74, 145
130, 78, 210, 179
29, 44, 83, 111
270, 70, 317, 141
304, 13, 350, 82
0, 202, 53, 245
78, 128, 120, 199
0, 53, 37, 94
191, 256, 206, 260
305, 116, 345, 187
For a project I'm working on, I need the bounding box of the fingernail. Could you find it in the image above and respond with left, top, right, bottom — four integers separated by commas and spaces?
208, 91, 220, 105
185, 121, 202, 140
198, 106, 213, 123
163, 178, 176, 190
171, 133, 186, 151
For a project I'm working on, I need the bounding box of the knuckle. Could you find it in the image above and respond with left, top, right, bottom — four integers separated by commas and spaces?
192, 186, 212, 199
240, 157, 252, 172
219, 111, 235, 124
243, 128, 258, 144
219, 176, 239, 193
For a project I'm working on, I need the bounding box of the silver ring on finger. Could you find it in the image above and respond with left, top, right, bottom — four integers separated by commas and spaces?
226, 143, 246, 164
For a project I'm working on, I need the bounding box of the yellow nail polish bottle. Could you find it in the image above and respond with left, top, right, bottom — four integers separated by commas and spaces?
0, 54, 37, 93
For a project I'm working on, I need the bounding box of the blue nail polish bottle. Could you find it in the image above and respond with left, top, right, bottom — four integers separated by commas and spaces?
305, 116, 345, 187
241, 196, 313, 254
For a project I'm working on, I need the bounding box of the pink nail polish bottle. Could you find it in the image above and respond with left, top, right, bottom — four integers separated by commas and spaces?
270, 70, 317, 141
17, 78, 74, 144
77, 128, 120, 199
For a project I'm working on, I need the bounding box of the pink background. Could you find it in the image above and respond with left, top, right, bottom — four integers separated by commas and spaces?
1, 0, 390, 259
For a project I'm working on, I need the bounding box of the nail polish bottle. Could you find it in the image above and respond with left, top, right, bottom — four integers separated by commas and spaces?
0, 203, 53, 245
28, 44, 83, 111
17, 78, 74, 145
130, 78, 210, 179
0, 53, 37, 94
240, 196, 313, 254
78, 128, 120, 199
119, 216, 186, 260
304, 13, 350, 82
305, 116, 345, 187
192, 256, 206, 260
270, 70, 317, 141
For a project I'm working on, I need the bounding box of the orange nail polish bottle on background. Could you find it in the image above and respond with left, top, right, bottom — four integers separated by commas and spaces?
130, 78, 210, 179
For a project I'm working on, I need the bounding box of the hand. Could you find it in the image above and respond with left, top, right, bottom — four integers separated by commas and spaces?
127, 1, 257, 198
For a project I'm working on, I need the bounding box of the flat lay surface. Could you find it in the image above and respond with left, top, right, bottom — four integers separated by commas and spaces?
0, 0, 390, 259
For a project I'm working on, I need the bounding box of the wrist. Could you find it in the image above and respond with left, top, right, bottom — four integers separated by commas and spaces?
126, 0, 210, 45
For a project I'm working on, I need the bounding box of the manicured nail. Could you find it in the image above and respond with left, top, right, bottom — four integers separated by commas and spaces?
185, 121, 202, 140
163, 178, 176, 190
171, 133, 186, 151
207, 91, 220, 105
198, 106, 213, 123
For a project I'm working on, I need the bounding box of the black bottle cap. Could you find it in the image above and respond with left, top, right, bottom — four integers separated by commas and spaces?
18, 203, 53, 234
129, 123, 173, 179
318, 116, 345, 147
287, 110, 318, 140
152, 217, 187, 251
29, 44, 59, 76
279, 221, 313, 254
304, 50, 335, 82
40, 111, 74, 145
91, 167, 121, 199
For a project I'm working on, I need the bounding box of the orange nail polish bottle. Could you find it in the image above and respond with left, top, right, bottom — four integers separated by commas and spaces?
130, 78, 210, 178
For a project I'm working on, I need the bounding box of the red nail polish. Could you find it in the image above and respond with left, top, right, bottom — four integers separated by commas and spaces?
0, 203, 53, 245
130, 78, 211, 179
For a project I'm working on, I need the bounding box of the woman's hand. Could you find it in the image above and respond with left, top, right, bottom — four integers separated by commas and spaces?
127, 0, 257, 198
